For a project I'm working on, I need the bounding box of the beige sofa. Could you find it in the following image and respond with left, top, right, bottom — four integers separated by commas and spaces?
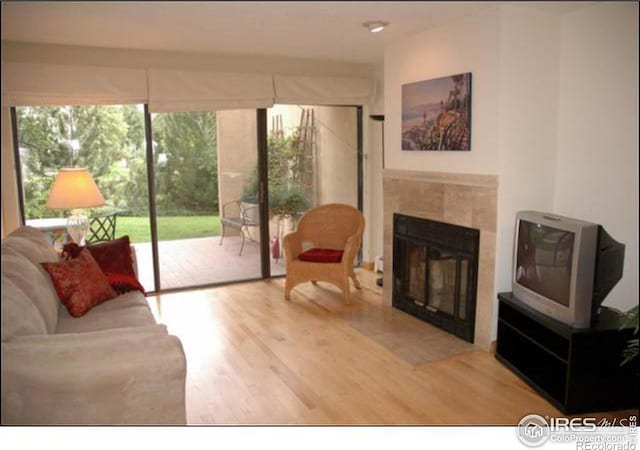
1, 226, 187, 425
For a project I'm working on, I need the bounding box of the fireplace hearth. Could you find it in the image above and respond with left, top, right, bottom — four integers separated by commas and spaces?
392, 214, 479, 342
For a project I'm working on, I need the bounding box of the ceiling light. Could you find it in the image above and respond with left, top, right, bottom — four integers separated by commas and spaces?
363, 21, 388, 33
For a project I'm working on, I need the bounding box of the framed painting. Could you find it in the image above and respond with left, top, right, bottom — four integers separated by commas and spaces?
401, 72, 472, 151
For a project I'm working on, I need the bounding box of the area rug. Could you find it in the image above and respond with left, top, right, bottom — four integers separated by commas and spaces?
340, 305, 477, 366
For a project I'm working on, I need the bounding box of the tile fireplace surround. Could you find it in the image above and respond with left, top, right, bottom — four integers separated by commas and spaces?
383, 169, 498, 349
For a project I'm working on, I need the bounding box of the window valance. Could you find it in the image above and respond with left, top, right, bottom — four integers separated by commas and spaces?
147, 69, 274, 112
2, 63, 373, 109
1, 63, 148, 106
273, 75, 372, 106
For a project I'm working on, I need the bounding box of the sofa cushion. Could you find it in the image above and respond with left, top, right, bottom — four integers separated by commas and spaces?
1, 275, 48, 342
1, 253, 59, 334
3, 230, 59, 267
7, 225, 58, 247
42, 249, 117, 318
55, 291, 156, 334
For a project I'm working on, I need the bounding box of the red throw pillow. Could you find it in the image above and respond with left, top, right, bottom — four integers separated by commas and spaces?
42, 249, 117, 317
105, 272, 145, 295
298, 248, 344, 263
62, 236, 144, 294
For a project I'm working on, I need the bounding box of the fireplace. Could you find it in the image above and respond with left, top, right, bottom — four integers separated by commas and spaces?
392, 213, 479, 342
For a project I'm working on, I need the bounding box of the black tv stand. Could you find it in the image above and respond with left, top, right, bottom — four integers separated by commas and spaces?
496, 293, 638, 414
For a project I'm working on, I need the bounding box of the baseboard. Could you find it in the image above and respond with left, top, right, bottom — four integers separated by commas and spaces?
489, 340, 497, 354
361, 261, 375, 271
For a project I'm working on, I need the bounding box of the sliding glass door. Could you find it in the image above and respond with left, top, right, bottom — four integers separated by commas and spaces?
13, 104, 362, 293
266, 105, 360, 277
13, 104, 156, 292
149, 109, 262, 290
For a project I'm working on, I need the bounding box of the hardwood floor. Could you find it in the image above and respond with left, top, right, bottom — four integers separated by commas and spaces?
147, 270, 635, 425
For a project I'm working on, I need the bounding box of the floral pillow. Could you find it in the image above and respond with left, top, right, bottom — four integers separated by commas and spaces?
42, 249, 117, 317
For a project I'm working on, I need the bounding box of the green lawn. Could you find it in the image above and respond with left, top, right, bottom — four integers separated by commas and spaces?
117, 215, 221, 243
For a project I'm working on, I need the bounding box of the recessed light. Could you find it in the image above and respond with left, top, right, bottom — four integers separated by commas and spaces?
363, 21, 389, 33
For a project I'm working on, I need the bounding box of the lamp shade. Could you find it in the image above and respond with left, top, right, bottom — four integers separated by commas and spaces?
46, 168, 105, 210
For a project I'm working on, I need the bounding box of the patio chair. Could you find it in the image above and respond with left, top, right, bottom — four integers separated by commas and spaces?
283, 203, 365, 304
86, 212, 117, 244
219, 200, 259, 255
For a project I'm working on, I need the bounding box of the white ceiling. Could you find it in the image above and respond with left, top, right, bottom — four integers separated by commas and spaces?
1, 1, 596, 65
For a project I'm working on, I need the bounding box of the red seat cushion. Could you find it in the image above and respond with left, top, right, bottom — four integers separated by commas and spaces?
298, 248, 344, 263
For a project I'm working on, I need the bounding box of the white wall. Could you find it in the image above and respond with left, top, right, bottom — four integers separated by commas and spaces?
554, 3, 639, 312
384, 9, 501, 175
383, 3, 638, 337
362, 63, 385, 263
314, 107, 358, 207
1, 105, 21, 237
494, 6, 561, 299
384, 7, 560, 339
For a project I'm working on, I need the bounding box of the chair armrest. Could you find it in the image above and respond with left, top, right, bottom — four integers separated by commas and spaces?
341, 232, 363, 267
221, 200, 241, 217
1, 327, 186, 425
241, 204, 260, 226
283, 231, 303, 261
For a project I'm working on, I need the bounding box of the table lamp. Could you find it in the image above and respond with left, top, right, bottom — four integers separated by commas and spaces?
46, 168, 105, 245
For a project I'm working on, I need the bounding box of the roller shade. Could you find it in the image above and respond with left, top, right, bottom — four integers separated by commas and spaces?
147, 69, 274, 112
274, 75, 372, 105
1, 62, 148, 106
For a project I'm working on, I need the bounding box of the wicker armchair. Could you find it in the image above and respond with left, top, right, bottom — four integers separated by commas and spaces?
283, 203, 365, 303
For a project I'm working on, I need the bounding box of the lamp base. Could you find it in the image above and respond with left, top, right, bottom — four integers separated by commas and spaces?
67, 210, 89, 246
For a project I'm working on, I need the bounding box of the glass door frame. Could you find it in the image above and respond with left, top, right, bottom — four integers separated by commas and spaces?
257, 109, 271, 279
11, 105, 363, 294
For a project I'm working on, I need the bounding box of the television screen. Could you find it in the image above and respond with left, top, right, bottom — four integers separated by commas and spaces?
515, 220, 575, 306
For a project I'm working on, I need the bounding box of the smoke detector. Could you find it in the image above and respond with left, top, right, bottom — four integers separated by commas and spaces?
363, 21, 388, 33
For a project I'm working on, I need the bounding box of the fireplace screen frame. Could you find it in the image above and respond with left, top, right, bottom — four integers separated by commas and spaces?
392, 213, 479, 343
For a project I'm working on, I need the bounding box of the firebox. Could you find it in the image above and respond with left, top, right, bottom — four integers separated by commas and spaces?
392, 214, 479, 342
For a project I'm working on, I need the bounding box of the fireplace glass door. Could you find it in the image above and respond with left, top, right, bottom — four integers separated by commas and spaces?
405, 243, 458, 317
392, 214, 479, 343
426, 247, 456, 316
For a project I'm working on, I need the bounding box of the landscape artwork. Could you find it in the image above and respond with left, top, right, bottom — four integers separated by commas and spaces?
401, 72, 472, 151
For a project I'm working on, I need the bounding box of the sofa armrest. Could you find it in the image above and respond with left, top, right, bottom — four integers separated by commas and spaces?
1, 327, 186, 425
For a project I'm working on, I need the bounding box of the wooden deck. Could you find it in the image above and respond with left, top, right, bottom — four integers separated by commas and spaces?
133, 235, 285, 291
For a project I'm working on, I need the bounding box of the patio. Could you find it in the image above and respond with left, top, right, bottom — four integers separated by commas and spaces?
133, 235, 286, 291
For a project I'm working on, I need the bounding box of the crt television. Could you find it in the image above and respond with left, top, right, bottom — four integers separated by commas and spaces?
512, 211, 625, 328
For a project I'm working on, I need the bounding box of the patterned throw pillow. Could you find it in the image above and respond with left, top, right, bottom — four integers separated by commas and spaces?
41, 249, 117, 317
62, 236, 144, 294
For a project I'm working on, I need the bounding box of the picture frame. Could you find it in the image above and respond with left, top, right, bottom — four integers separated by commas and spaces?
401, 72, 472, 151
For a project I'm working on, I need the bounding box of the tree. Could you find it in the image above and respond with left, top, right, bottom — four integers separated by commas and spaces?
16, 105, 218, 219
17, 105, 136, 217
120, 105, 149, 216
152, 111, 218, 215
